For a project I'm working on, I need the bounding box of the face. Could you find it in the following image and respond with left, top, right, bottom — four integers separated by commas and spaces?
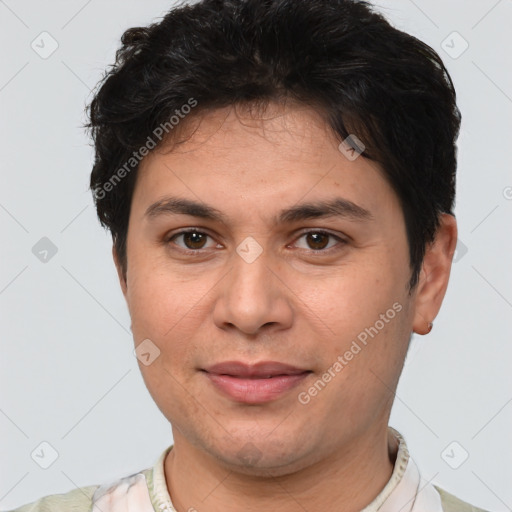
115, 102, 450, 477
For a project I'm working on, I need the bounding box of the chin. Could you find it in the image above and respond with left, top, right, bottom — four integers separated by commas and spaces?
205, 435, 317, 477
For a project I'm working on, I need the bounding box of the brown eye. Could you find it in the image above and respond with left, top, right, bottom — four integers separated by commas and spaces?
169, 230, 214, 250
305, 232, 330, 250
293, 231, 345, 252
182, 231, 207, 249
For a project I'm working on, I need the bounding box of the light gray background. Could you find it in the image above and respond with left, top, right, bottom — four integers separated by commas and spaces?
1, 0, 511, 510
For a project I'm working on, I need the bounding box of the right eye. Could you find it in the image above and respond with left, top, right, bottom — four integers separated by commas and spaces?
166, 229, 220, 253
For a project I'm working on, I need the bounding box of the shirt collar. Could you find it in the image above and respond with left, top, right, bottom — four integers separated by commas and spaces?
361, 427, 443, 512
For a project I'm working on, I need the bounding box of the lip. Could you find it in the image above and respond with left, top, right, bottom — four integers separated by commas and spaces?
203, 360, 309, 377
202, 361, 312, 404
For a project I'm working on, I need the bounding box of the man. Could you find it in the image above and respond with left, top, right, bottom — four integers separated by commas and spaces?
7, 0, 490, 510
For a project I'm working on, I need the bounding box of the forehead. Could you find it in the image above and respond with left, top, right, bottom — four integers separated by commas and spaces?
132, 102, 398, 224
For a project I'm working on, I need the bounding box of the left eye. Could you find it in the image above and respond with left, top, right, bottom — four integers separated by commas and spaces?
293, 231, 343, 251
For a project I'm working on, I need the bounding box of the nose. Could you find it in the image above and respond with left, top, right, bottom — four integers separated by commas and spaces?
212, 245, 294, 336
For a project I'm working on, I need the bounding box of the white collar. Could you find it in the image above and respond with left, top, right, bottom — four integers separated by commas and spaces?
362, 427, 443, 512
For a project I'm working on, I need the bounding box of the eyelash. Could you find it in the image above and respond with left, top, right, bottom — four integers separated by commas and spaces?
165, 228, 347, 256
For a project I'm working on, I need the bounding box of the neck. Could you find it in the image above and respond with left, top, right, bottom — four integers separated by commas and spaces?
164, 426, 398, 512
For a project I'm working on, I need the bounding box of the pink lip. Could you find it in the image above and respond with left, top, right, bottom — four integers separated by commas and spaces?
202, 361, 311, 404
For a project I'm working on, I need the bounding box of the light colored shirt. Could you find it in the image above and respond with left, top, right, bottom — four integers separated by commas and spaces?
5, 427, 490, 512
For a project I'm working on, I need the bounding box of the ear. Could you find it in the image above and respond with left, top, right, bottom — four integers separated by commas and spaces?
412, 213, 458, 335
112, 245, 128, 298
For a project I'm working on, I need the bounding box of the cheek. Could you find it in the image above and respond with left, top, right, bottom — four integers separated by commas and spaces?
297, 261, 412, 403
299, 263, 405, 335
126, 272, 172, 340
125, 247, 210, 341
301, 294, 411, 428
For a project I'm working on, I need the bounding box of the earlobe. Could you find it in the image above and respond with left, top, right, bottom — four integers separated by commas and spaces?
112, 246, 128, 297
412, 214, 457, 335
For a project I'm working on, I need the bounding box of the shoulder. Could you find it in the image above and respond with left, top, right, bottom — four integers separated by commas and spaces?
5, 468, 156, 512
4, 447, 172, 512
4, 484, 98, 512
435, 485, 491, 512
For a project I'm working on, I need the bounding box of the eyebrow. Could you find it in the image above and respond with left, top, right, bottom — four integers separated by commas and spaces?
145, 196, 373, 224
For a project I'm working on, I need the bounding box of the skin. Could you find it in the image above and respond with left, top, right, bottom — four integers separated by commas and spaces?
113, 101, 457, 512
